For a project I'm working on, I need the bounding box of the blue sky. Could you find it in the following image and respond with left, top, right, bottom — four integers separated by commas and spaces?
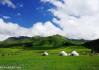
0, 0, 99, 41
0, 0, 54, 28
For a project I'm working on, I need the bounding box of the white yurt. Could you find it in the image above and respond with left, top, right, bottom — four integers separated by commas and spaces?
59, 51, 67, 56
42, 51, 48, 56
70, 51, 79, 56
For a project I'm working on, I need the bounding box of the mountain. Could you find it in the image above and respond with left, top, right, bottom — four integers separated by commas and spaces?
6, 36, 31, 40
0, 35, 85, 49
83, 39, 99, 53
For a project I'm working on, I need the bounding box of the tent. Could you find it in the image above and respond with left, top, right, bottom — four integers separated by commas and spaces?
59, 51, 67, 56
42, 51, 48, 56
70, 51, 79, 56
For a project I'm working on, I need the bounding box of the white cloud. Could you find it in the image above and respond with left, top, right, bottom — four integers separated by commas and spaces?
0, 0, 16, 8
19, 4, 23, 7
3, 16, 10, 19
0, 18, 63, 41
36, 6, 44, 10
16, 3, 24, 8
30, 21, 63, 37
17, 13, 21, 16
41, 0, 99, 40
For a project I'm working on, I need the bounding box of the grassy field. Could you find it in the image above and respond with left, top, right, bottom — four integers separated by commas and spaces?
0, 47, 99, 70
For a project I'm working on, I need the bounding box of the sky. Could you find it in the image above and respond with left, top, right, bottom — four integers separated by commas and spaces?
0, 0, 99, 41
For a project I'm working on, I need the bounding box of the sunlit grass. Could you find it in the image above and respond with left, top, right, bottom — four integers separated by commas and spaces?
0, 47, 98, 70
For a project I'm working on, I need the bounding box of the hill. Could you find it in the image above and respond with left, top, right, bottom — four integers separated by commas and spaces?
0, 35, 85, 49
84, 39, 99, 53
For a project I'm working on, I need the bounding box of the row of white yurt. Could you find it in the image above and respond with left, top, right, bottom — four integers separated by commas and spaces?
42, 51, 79, 56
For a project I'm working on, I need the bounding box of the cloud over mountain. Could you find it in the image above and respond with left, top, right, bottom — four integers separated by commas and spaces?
0, 19, 62, 41
41, 0, 99, 40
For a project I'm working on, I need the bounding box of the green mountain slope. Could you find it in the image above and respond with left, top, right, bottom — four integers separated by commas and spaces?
84, 39, 99, 53
0, 35, 85, 49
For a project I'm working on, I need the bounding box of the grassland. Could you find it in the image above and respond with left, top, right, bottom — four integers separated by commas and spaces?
0, 47, 99, 70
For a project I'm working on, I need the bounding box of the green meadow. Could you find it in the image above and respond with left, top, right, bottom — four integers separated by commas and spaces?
0, 35, 99, 70
0, 47, 99, 70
